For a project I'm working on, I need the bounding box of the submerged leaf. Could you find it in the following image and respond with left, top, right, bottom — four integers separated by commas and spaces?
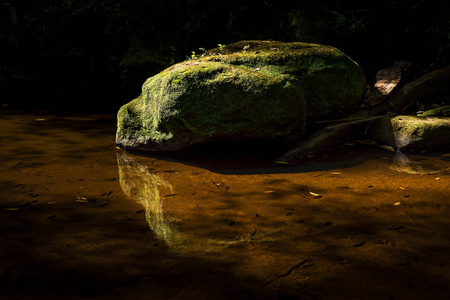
309, 191, 322, 198
76, 196, 88, 203
353, 241, 366, 247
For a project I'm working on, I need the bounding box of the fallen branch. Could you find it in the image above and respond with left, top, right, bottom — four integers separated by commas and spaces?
315, 115, 388, 124
323, 113, 396, 130
277, 66, 450, 163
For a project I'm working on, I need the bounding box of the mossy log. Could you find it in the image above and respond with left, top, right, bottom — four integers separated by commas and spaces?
277, 65, 450, 163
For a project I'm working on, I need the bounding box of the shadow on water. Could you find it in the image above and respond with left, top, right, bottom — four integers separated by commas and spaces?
125, 140, 395, 175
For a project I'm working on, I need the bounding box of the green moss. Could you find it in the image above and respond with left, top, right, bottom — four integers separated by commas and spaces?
387, 115, 450, 148
419, 106, 450, 117
196, 40, 366, 119
116, 40, 366, 151
117, 59, 306, 150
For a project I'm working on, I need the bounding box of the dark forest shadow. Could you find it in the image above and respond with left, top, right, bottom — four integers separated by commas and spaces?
124, 141, 396, 175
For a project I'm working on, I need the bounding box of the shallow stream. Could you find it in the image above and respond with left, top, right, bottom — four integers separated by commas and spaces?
1, 111, 449, 300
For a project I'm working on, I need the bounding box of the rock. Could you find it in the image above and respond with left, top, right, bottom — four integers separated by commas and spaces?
418, 106, 450, 117
374, 61, 410, 95
369, 114, 450, 150
364, 61, 410, 107
116, 40, 366, 152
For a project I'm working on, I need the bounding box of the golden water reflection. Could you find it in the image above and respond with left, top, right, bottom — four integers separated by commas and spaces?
117, 153, 181, 247
116, 152, 310, 254
390, 150, 448, 174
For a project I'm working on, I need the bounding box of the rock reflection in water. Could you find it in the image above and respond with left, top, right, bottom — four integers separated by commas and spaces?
117, 153, 180, 246
390, 151, 425, 174
390, 150, 444, 174
116, 152, 298, 255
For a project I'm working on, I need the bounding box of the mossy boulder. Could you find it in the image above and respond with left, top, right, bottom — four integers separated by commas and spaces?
418, 106, 450, 117
116, 40, 366, 152
370, 114, 450, 150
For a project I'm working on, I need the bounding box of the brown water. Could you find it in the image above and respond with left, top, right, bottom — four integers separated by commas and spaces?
1, 111, 450, 300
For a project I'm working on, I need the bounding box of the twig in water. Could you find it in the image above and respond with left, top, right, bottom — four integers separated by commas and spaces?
265, 259, 310, 285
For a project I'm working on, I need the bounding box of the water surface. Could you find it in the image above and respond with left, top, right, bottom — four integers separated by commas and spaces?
1, 111, 449, 299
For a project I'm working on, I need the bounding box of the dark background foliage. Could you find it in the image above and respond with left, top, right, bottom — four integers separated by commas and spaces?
1, 0, 449, 112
